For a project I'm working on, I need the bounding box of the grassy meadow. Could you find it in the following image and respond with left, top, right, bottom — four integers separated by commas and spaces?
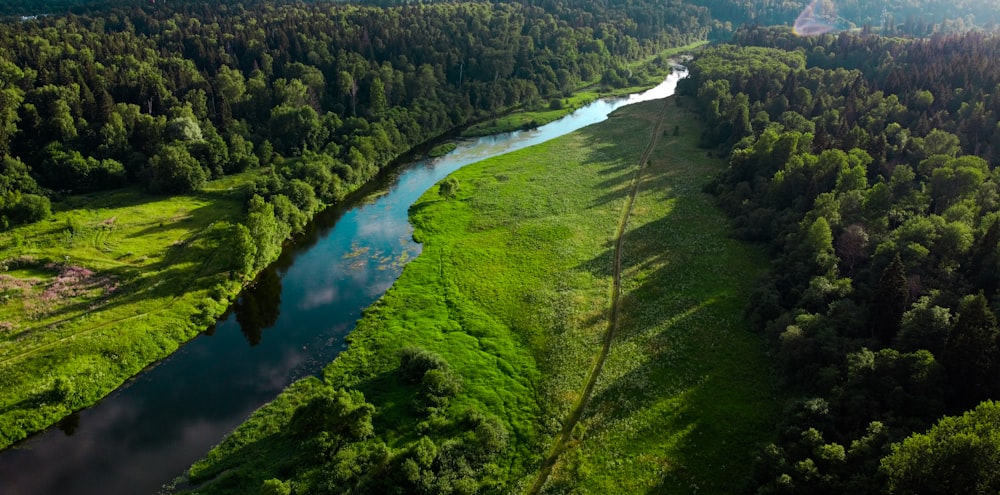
0, 173, 255, 449
536, 100, 780, 493
184, 96, 778, 494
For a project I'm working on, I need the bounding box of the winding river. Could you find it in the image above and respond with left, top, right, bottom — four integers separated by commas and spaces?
0, 69, 686, 495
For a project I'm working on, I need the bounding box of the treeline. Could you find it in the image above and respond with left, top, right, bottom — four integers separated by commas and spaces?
0, 0, 708, 239
682, 27, 1000, 493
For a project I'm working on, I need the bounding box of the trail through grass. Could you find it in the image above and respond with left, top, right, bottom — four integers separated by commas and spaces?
183, 97, 778, 494
0, 174, 254, 449
527, 98, 672, 495
535, 99, 780, 494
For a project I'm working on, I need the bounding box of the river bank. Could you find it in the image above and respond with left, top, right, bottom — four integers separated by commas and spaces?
0, 71, 690, 495
181, 94, 777, 494
0, 45, 694, 455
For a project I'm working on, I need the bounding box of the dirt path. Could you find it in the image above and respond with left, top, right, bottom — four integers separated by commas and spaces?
526, 99, 671, 494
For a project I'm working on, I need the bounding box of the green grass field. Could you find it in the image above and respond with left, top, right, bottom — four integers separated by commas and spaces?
537, 100, 780, 493
0, 173, 256, 449
184, 96, 778, 494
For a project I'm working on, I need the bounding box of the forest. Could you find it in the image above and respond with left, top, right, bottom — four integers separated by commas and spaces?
683, 27, 1000, 493
3, 0, 1000, 493
0, 0, 709, 455
0, 0, 709, 232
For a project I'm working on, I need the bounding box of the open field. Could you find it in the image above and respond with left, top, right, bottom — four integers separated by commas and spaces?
184, 96, 778, 494
535, 99, 780, 493
0, 173, 256, 449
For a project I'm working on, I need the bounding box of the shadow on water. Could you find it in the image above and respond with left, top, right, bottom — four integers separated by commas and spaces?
0, 71, 689, 495
235, 268, 283, 347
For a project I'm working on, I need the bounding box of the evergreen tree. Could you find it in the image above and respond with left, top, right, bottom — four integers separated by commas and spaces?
869, 253, 909, 345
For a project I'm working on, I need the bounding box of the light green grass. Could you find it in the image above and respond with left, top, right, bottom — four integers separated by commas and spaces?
461, 91, 604, 138
0, 173, 258, 449
184, 96, 776, 494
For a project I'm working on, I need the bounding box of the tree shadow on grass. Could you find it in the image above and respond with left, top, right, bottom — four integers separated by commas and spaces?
123, 202, 232, 240
552, 97, 780, 492
575, 277, 778, 493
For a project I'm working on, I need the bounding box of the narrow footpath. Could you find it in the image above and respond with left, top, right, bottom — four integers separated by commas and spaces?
526, 99, 672, 495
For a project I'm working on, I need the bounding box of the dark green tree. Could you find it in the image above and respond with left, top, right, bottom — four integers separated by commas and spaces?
944, 293, 1000, 409
146, 144, 206, 193
869, 253, 909, 345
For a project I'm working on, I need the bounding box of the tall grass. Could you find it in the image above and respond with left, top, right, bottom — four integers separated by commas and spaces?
185, 97, 778, 494
0, 174, 254, 449
540, 100, 780, 493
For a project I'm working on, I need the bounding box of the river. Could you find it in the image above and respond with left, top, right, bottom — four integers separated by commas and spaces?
0, 68, 686, 495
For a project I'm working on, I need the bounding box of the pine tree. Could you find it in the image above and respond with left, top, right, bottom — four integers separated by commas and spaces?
870, 252, 908, 345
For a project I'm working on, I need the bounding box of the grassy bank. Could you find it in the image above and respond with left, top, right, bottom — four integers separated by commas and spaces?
460, 42, 707, 138
537, 99, 780, 493
183, 96, 777, 494
0, 173, 258, 449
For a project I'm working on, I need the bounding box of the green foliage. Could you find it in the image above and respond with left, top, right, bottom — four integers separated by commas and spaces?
185, 99, 777, 494
245, 195, 286, 271
291, 387, 375, 440
428, 143, 457, 158
943, 294, 1000, 409
50, 375, 74, 402
437, 178, 460, 199
882, 400, 1000, 495
147, 144, 207, 194
689, 30, 1000, 493
259, 479, 291, 495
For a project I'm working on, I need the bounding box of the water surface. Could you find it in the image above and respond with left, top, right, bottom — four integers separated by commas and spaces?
0, 69, 686, 495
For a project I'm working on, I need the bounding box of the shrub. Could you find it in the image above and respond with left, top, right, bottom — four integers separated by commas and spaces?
399, 347, 449, 383
259, 478, 291, 495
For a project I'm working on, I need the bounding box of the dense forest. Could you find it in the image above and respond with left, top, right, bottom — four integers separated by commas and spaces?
5, 0, 1000, 493
0, 0, 708, 234
683, 27, 1000, 493
2, 0, 996, 234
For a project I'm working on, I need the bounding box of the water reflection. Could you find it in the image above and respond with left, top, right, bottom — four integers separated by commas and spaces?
0, 69, 686, 495
235, 268, 283, 346
57, 413, 80, 437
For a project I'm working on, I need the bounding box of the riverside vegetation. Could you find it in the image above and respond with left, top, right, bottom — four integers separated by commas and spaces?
0, 0, 706, 449
181, 98, 779, 494
5, 0, 1000, 492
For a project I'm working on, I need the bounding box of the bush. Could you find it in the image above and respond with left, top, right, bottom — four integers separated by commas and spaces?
399, 347, 449, 383
146, 144, 207, 193
51, 376, 74, 402
259, 478, 291, 495
421, 368, 462, 399
7, 193, 51, 225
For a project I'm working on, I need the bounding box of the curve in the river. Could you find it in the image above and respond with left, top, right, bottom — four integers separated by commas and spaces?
0, 69, 686, 495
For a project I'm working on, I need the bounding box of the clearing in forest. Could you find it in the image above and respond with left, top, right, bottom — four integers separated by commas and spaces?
184, 98, 778, 494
